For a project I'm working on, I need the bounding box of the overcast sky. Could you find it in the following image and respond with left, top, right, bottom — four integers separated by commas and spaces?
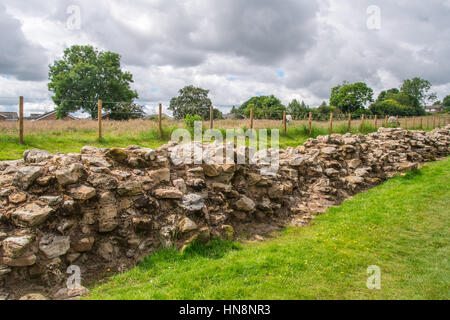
0, 0, 449, 115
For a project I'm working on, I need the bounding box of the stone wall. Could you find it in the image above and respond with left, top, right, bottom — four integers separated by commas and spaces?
0, 126, 449, 300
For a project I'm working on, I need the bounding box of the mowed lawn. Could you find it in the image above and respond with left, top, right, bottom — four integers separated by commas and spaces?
87, 157, 450, 300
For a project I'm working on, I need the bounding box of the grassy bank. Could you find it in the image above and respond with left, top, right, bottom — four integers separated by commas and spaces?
1, 118, 439, 160
87, 158, 450, 300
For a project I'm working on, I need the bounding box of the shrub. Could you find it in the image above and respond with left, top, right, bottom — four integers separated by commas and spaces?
184, 114, 202, 129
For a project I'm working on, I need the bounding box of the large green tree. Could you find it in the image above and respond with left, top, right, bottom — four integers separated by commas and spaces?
287, 99, 310, 120
213, 108, 224, 120
376, 89, 414, 107
330, 82, 374, 113
238, 95, 286, 120
369, 99, 416, 117
442, 95, 450, 112
370, 82, 427, 116
169, 85, 212, 120
400, 77, 436, 108
375, 88, 400, 103
48, 45, 138, 119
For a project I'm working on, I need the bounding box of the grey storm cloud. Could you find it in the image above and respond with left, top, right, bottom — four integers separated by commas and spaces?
32, 0, 319, 68
0, 4, 48, 81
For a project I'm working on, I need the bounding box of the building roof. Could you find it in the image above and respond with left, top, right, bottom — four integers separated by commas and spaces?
32, 110, 78, 121
25, 113, 43, 121
0, 112, 19, 120
425, 105, 443, 110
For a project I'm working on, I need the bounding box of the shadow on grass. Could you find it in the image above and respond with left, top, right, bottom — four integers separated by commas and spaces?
403, 169, 423, 180
137, 239, 243, 271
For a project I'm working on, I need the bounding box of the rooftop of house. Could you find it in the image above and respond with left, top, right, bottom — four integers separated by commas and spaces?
32, 110, 78, 121
424, 105, 444, 110
0, 112, 19, 120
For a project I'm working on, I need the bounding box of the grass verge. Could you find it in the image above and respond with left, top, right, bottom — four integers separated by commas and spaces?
87, 157, 450, 300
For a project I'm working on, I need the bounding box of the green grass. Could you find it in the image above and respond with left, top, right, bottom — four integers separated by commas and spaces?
0, 129, 173, 161
87, 158, 450, 300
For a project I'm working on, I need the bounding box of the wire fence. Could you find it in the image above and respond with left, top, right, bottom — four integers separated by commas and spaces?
1, 96, 449, 144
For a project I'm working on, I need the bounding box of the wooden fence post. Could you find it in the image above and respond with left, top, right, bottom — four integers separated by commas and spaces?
420, 117, 423, 129
283, 111, 287, 134
348, 113, 351, 132
250, 108, 254, 130
309, 112, 312, 136
385, 115, 388, 127
329, 112, 333, 135
374, 114, 378, 129
210, 106, 214, 130
158, 104, 163, 138
98, 99, 102, 141
360, 114, 365, 131
19, 96, 24, 144
433, 116, 436, 129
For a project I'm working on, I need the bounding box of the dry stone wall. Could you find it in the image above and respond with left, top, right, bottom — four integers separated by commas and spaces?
0, 126, 449, 300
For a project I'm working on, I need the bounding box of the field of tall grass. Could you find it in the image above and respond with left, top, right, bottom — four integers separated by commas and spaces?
0, 116, 448, 161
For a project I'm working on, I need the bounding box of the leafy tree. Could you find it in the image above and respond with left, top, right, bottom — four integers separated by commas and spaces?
213, 108, 224, 120
317, 101, 334, 115
372, 83, 425, 116
238, 95, 286, 119
440, 95, 450, 113
376, 88, 400, 103
330, 81, 374, 113
169, 85, 212, 120
369, 99, 416, 116
107, 102, 145, 121
184, 114, 202, 128
307, 102, 340, 121
318, 101, 330, 113
48, 45, 138, 119
388, 92, 414, 107
443, 95, 450, 108
400, 77, 436, 108
287, 99, 310, 120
